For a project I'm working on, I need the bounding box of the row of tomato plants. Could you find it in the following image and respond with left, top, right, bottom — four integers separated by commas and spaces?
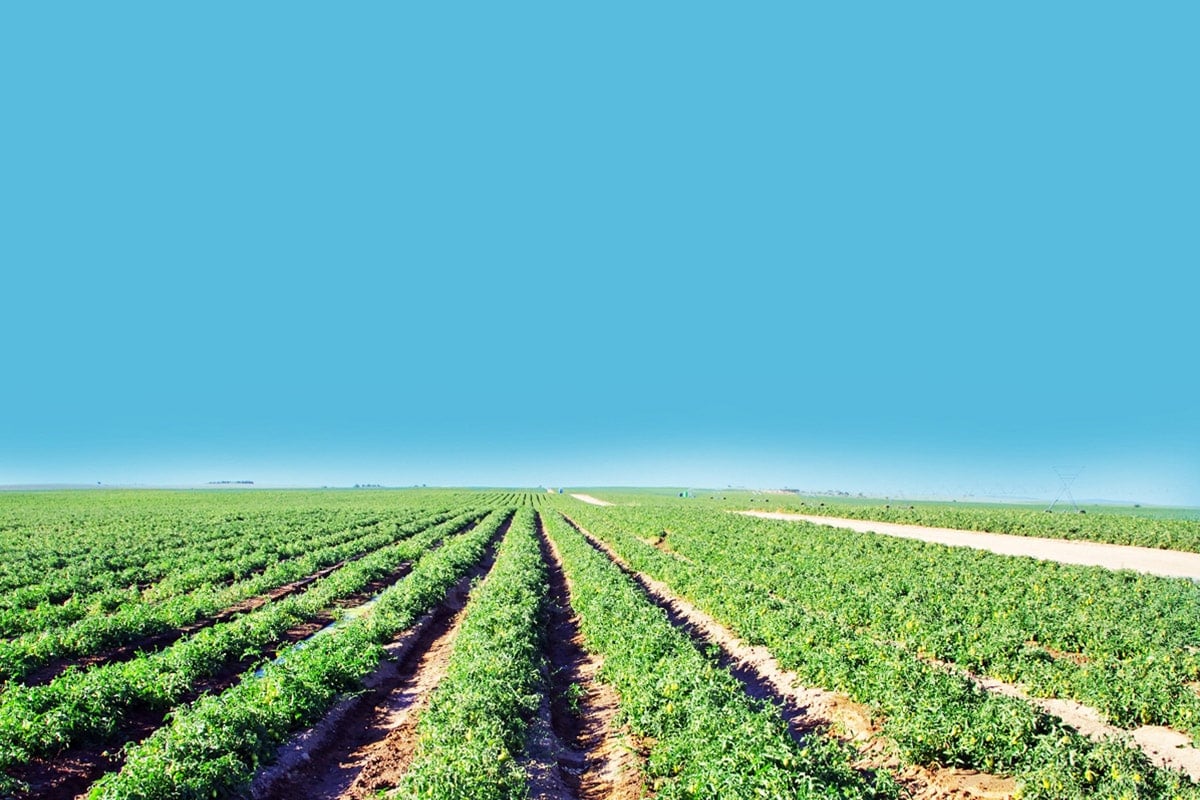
0, 504, 383, 604
136, 507, 437, 603
475, 491, 553, 508
559, 503, 1200, 799
0, 490, 482, 608
0, 507, 490, 793
398, 506, 546, 797
0, 506, 465, 682
616, 505, 1200, 735
542, 510, 900, 799
0, 507, 395, 634
82, 505, 510, 799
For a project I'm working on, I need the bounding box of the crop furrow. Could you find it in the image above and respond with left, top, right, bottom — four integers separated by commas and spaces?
0, 510, 389, 617
0, 510, 489, 797
396, 507, 547, 798
533, 513, 649, 800
252, 522, 509, 799
81, 508, 512, 800
0, 509, 467, 684
543, 511, 899, 800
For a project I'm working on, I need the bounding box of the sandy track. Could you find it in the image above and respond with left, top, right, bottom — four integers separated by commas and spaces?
970, 673, 1200, 781
738, 511, 1200, 580
570, 494, 613, 507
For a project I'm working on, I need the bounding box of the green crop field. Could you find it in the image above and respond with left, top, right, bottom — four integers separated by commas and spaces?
1, 489, 1198, 799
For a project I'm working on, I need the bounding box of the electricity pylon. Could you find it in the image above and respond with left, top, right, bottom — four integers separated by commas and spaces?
1046, 466, 1084, 512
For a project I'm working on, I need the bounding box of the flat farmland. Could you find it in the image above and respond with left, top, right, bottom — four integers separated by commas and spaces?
1, 489, 1199, 799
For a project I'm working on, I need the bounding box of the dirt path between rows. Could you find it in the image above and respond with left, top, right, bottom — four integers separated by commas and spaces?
970, 673, 1200, 781
738, 511, 1200, 581
252, 604, 464, 800
251, 536, 504, 800
556, 516, 1004, 799
527, 517, 645, 800
570, 494, 613, 507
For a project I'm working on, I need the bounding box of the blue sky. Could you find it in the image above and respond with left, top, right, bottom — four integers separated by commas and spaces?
2, 5, 1196, 505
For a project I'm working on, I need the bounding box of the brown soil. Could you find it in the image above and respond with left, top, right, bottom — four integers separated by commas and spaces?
636, 531, 693, 565
251, 521, 508, 800
525, 516, 646, 800
900, 766, 1019, 799
558, 514, 1017, 800
7, 734, 119, 800
22, 516, 471, 688
251, 593, 468, 800
1023, 640, 1090, 666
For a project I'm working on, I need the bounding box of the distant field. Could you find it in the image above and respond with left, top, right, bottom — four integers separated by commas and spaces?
576, 486, 1200, 517
1, 488, 1198, 799
573, 488, 1200, 551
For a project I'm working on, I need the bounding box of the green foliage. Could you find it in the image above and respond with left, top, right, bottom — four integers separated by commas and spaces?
86, 506, 509, 799
0, 508, 487, 781
747, 495, 1200, 551
400, 507, 546, 799
0, 508, 465, 681
559, 502, 1200, 797
6, 490, 1196, 797
543, 511, 899, 799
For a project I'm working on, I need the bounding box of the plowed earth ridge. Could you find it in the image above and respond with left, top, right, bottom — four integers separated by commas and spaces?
524, 516, 645, 800
249, 541, 500, 800
10, 550, 433, 799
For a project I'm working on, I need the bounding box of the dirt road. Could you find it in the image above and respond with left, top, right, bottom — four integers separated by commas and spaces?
570, 494, 613, 507
737, 512, 1200, 581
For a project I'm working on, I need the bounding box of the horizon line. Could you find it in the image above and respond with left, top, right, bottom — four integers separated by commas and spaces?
0, 483, 1194, 511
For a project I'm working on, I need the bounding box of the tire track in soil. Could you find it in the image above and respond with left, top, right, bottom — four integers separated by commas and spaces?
558, 514, 1011, 800
10, 547, 443, 800
250, 517, 510, 800
521, 515, 645, 800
